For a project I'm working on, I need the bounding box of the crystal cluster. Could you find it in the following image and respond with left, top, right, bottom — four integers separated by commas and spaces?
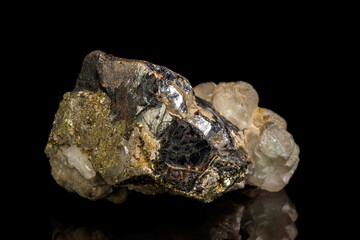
194, 82, 300, 192
45, 51, 300, 203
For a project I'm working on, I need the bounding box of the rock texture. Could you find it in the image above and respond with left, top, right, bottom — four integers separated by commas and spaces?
45, 51, 299, 203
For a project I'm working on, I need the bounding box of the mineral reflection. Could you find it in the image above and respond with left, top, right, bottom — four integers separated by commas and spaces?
45, 51, 300, 203
52, 189, 298, 240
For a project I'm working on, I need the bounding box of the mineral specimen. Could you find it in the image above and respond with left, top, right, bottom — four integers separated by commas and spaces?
45, 50, 299, 203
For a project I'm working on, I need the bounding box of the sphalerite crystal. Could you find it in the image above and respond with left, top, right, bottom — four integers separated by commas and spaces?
45, 51, 300, 203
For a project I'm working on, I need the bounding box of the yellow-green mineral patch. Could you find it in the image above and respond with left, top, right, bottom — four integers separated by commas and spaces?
46, 90, 127, 183
46, 89, 163, 186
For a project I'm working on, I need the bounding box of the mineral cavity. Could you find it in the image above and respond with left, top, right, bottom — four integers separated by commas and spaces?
45, 51, 299, 203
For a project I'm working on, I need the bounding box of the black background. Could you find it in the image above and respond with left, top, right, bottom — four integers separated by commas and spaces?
9, 18, 346, 239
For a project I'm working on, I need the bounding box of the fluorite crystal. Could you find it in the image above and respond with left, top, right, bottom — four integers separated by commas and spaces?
45, 51, 299, 203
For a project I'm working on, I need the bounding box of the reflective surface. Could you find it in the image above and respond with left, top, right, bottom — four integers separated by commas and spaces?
51, 188, 297, 240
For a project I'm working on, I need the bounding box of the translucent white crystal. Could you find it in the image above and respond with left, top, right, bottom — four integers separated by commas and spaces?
194, 82, 217, 103
49, 146, 112, 200
212, 81, 259, 130
258, 124, 295, 160
194, 81, 300, 192
62, 145, 96, 180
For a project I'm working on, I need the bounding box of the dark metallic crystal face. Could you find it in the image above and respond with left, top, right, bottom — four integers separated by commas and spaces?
154, 119, 213, 192
160, 119, 211, 169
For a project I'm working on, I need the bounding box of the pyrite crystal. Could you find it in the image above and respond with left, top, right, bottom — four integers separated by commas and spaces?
45, 51, 300, 203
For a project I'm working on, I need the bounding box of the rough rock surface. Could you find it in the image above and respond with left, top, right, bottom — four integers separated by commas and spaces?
45, 51, 299, 203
